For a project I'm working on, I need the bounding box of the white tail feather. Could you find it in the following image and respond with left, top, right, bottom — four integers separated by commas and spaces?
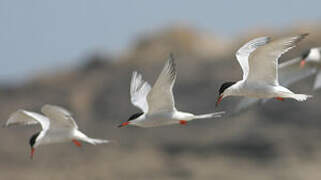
74, 130, 109, 145
193, 111, 225, 120
84, 138, 109, 145
290, 94, 312, 101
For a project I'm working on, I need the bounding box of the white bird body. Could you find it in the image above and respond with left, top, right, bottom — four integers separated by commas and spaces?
34, 128, 97, 147
217, 34, 312, 106
5, 104, 109, 158
304, 48, 321, 64
121, 54, 224, 128
225, 80, 305, 99
301, 47, 321, 90
36, 128, 74, 146
234, 47, 321, 113
130, 111, 189, 128
128, 111, 217, 128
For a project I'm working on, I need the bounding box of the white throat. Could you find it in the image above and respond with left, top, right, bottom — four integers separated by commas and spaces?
307, 49, 321, 62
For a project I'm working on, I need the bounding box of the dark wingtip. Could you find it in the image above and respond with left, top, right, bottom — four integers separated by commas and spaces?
297, 33, 309, 42
169, 53, 176, 67
166, 53, 176, 81
169, 52, 174, 60
301, 33, 309, 37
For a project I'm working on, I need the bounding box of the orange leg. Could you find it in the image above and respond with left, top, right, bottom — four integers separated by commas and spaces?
179, 120, 187, 125
72, 139, 82, 147
276, 97, 285, 101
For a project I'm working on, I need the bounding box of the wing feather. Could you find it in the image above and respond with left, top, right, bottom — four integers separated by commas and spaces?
147, 54, 176, 114
130, 71, 151, 112
279, 57, 316, 86
313, 71, 321, 90
236, 37, 270, 80
5, 109, 50, 130
233, 98, 260, 114
247, 34, 308, 85
41, 104, 78, 129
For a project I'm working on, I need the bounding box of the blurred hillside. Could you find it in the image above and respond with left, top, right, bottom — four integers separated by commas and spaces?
2, 24, 321, 180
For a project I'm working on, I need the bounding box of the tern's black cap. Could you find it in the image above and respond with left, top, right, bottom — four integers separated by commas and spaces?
218, 81, 236, 95
128, 112, 143, 122
29, 132, 40, 147
301, 49, 311, 60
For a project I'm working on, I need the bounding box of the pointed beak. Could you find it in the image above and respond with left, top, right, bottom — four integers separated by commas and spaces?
30, 147, 35, 160
300, 60, 306, 68
216, 95, 223, 107
118, 122, 130, 128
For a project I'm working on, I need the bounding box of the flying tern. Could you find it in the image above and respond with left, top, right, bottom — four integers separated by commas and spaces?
4, 104, 109, 159
119, 54, 224, 128
234, 55, 317, 113
216, 34, 312, 106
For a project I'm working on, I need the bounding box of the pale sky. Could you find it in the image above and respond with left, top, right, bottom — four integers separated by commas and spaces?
0, 0, 320, 82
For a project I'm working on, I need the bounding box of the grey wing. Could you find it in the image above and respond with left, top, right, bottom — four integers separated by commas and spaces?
279, 57, 316, 86
41, 104, 78, 129
247, 34, 308, 85
147, 54, 176, 114
5, 109, 50, 131
130, 71, 152, 112
233, 98, 260, 114
313, 70, 321, 90
236, 37, 270, 80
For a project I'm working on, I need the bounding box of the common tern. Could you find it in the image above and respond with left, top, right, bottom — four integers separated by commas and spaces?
234, 56, 317, 113
4, 104, 109, 159
119, 54, 224, 128
216, 34, 312, 106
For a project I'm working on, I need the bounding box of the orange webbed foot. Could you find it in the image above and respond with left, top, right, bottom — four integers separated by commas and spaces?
179, 120, 187, 125
72, 139, 82, 147
276, 97, 285, 101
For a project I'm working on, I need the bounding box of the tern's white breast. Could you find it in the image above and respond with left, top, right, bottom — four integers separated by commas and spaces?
237, 82, 286, 98
136, 111, 176, 127
40, 128, 75, 145
308, 49, 321, 62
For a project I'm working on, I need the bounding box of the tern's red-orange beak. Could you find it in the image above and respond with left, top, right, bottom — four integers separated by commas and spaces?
216, 95, 223, 107
118, 122, 130, 128
300, 60, 306, 68
30, 147, 35, 160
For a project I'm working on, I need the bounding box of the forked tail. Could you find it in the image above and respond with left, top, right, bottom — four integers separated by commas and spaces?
75, 130, 110, 145
193, 111, 225, 120
287, 94, 312, 102
84, 137, 110, 145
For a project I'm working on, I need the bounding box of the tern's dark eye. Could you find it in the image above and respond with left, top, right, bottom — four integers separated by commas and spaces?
128, 112, 143, 121
218, 81, 236, 95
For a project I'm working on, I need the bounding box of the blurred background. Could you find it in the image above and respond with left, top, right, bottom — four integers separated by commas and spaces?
1, 0, 321, 179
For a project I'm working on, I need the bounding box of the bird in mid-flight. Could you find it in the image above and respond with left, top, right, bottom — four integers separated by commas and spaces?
216, 34, 312, 106
4, 104, 109, 159
119, 54, 224, 128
